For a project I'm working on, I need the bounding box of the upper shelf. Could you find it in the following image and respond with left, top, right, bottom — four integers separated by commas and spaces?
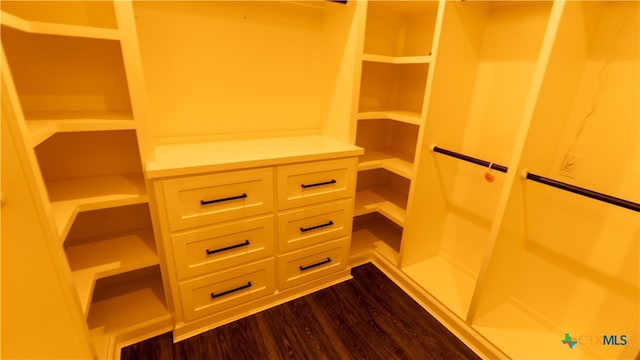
364, 0, 439, 58
363, 53, 432, 65
0, 10, 119, 40
1, 1, 119, 39
25, 113, 135, 147
1, 25, 133, 133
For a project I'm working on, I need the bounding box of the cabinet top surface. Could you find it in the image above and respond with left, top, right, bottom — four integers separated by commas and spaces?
146, 135, 363, 179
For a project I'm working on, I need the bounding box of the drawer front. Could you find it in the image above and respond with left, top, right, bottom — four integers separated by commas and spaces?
173, 215, 275, 280
277, 199, 353, 253
179, 258, 275, 322
277, 238, 349, 291
163, 167, 274, 231
277, 158, 357, 210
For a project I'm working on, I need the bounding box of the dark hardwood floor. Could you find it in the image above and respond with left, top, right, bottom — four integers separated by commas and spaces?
121, 263, 481, 360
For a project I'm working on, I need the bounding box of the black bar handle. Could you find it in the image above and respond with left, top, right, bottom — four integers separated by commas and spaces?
300, 220, 334, 233
432, 145, 508, 173
301, 179, 337, 189
299, 258, 332, 271
210, 281, 252, 299
200, 193, 247, 206
525, 172, 640, 213
206, 240, 250, 255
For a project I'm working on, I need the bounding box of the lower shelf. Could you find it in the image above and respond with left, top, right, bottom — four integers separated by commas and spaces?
354, 187, 407, 227
87, 266, 169, 359
351, 213, 402, 266
67, 227, 159, 315
402, 254, 477, 320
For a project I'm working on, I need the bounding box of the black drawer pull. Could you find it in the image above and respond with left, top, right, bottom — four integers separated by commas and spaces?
206, 240, 250, 255
300, 220, 334, 233
210, 281, 252, 299
300, 179, 337, 189
200, 193, 247, 206
299, 257, 332, 271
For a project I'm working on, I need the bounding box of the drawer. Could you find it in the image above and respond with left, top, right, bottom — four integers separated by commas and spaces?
179, 258, 275, 322
172, 215, 275, 280
276, 158, 357, 210
277, 199, 353, 253
277, 238, 349, 291
162, 167, 274, 231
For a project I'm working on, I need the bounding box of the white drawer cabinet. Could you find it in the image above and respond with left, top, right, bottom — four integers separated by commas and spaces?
162, 167, 274, 231
277, 158, 357, 210
179, 258, 276, 322
277, 238, 350, 291
172, 215, 275, 280
277, 198, 353, 253
147, 136, 362, 341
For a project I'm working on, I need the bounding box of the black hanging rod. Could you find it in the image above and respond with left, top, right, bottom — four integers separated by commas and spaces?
524, 172, 640, 213
431, 144, 639, 213
431, 145, 508, 173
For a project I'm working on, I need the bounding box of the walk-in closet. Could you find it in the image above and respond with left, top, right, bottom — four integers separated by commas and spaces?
2, 1, 638, 359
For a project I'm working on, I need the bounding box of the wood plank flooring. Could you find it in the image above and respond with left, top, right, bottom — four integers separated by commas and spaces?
121, 263, 480, 360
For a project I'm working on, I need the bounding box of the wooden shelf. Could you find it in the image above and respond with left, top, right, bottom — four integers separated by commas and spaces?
363, 53, 431, 65
0, 10, 120, 40
358, 148, 414, 179
351, 213, 402, 266
1, 27, 132, 117
357, 110, 422, 126
25, 113, 135, 146
364, 1, 438, 58
47, 174, 148, 240
358, 61, 429, 115
354, 186, 407, 227
66, 227, 158, 316
87, 267, 170, 359
402, 254, 477, 320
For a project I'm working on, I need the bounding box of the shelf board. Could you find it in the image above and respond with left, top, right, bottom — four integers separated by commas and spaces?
351, 214, 402, 265
47, 174, 148, 241
358, 148, 414, 179
0, 10, 120, 40
87, 269, 170, 359
363, 53, 431, 64
354, 186, 407, 227
25, 112, 135, 146
66, 227, 159, 316
357, 110, 422, 125
402, 254, 477, 320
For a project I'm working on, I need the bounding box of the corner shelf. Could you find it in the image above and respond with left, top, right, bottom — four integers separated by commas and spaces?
355, 118, 419, 179
356, 110, 422, 126
354, 168, 409, 228
48, 174, 148, 240
358, 61, 429, 115
1, 26, 132, 121
357, 148, 414, 179
67, 226, 158, 315
351, 213, 402, 266
25, 113, 135, 147
87, 266, 170, 359
0, 10, 120, 40
362, 53, 431, 65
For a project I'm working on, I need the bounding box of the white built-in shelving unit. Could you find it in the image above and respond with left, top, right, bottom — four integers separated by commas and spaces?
0, 1, 170, 358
